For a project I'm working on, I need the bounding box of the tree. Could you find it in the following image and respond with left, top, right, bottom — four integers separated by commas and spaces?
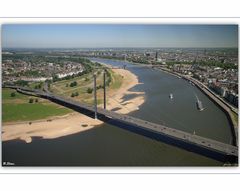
10, 92, 16, 97
97, 85, 103, 90
70, 81, 77, 87
53, 75, 59, 82
71, 93, 75, 97
66, 83, 69, 87
15, 80, 29, 87
29, 98, 34, 103
75, 92, 79, 96
34, 84, 41, 89
35, 98, 38, 103
87, 88, 93, 94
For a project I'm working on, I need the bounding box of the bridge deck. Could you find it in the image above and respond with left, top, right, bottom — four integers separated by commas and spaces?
47, 92, 238, 157
4, 85, 238, 157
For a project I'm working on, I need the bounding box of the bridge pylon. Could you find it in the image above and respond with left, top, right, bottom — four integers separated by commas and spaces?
93, 73, 97, 119
103, 69, 106, 110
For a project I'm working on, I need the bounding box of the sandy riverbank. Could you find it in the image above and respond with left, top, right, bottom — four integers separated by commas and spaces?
2, 68, 145, 143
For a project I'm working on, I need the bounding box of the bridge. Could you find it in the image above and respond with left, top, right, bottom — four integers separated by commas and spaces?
3, 84, 238, 163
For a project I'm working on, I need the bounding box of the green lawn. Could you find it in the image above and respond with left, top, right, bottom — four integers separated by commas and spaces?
2, 103, 70, 122
2, 88, 27, 100
2, 68, 123, 123
2, 88, 72, 123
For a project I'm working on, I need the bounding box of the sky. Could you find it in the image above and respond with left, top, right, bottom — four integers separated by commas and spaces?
1, 24, 238, 48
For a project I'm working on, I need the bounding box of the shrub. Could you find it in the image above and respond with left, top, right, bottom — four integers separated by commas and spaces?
70, 81, 77, 87
87, 88, 93, 94
97, 85, 103, 90
10, 92, 16, 97
34, 84, 41, 89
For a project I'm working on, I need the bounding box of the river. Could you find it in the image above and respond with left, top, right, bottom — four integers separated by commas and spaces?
2, 58, 233, 166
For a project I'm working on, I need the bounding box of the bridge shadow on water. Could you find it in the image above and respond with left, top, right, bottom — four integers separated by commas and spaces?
48, 96, 238, 165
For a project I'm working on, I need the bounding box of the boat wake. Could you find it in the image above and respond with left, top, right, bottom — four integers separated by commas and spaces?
194, 93, 205, 111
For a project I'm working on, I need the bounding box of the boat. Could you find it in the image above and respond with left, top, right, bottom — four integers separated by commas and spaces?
169, 93, 173, 99
195, 95, 204, 111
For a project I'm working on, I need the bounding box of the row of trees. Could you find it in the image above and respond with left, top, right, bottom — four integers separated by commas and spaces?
86, 84, 106, 94
29, 98, 38, 103
15, 80, 29, 87
10, 91, 39, 103
34, 82, 43, 89
166, 60, 237, 70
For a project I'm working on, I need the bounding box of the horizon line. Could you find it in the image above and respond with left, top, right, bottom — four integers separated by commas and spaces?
2, 47, 238, 50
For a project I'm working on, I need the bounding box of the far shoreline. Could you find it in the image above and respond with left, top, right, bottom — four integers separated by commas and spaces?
90, 57, 238, 146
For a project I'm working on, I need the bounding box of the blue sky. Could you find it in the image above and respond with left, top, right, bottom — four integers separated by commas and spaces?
2, 24, 238, 48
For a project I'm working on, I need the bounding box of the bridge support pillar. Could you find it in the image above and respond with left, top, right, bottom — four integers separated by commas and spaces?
93, 73, 97, 119
103, 69, 106, 110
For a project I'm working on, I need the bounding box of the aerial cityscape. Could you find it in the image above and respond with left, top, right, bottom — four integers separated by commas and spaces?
1, 24, 238, 166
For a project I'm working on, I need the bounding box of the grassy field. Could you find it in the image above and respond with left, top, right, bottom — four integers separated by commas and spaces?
50, 68, 123, 105
2, 88, 27, 100
2, 88, 71, 123
2, 68, 123, 123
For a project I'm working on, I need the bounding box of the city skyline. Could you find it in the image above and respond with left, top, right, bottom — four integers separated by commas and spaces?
2, 24, 238, 49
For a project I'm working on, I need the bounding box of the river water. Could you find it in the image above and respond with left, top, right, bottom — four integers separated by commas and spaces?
2, 58, 233, 166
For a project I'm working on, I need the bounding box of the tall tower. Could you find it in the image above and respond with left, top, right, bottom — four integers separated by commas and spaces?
103, 69, 106, 110
93, 73, 97, 119
155, 52, 158, 61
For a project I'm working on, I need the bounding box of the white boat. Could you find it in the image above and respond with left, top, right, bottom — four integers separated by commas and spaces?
195, 95, 204, 111
169, 93, 173, 99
